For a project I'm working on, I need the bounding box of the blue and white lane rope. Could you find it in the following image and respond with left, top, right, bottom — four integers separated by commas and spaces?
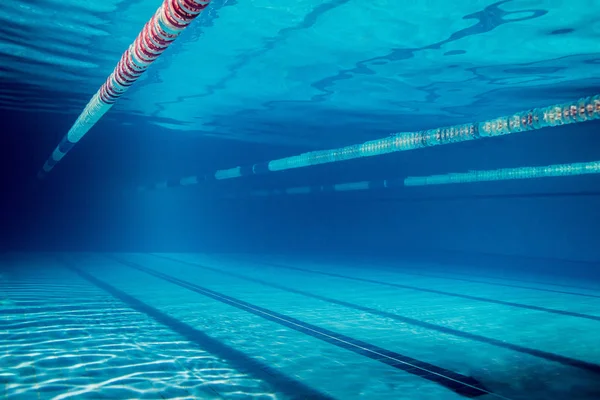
217, 160, 600, 198
37, 0, 211, 179
404, 161, 600, 186
136, 95, 600, 191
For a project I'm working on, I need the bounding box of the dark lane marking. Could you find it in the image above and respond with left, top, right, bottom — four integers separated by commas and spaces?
403, 267, 600, 293
390, 270, 600, 298
61, 259, 334, 400
107, 255, 498, 399
224, 254, 600, 297
291, 254, 600, 295
312, 263, 600, 299
148, 254, 600, 375
239, 259, 600, 322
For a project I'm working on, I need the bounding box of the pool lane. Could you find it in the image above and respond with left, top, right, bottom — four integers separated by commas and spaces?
71, 254, 480, 400
146, 252, 600, 375
245, 254, 600, 295
105, 254, 494, 398
317, 261, 600, 298
143, 252, 600, 400
184, 253, 600, 361
1, 254, 277, 400
64, 259, 333, 400
234, 259, 600, 321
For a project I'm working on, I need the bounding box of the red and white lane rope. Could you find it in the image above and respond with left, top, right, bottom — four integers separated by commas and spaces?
38, 0, 211, 179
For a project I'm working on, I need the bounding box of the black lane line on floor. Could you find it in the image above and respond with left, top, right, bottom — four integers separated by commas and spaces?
315, 263, 600, 299
149, 254, 600, 375
230, 254, 600, 293
404, 268, 600, 293
395, 271, 600, 298
294, 255, 600, 295
241, 251, 600, 292
242, 259, 600, 322
226, 255, 600, 298
62, 261, 334, 400
108, 255, 495, 399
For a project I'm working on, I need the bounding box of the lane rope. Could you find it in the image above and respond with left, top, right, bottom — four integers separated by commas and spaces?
38, 0, 211, 179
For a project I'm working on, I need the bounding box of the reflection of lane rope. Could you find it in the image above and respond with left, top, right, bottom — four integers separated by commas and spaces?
137, 95, 600, 191
38, 0, 212, 179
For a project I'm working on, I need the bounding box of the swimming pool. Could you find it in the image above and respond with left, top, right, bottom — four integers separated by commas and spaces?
2, 1, 600, 399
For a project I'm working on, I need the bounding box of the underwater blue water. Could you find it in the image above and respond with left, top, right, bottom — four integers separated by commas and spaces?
2, 0, 600, 399
2, 0, 600, 146
2, 253, 600, 399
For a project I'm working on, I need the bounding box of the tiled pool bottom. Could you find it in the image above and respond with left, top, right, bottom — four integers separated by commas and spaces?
1, 253, 600, 399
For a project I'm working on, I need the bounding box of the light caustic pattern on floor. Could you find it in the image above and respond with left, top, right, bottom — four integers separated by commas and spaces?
2, 253, 600, 399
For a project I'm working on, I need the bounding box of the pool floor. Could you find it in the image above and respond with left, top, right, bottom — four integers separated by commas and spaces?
1, 253, 600, 399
